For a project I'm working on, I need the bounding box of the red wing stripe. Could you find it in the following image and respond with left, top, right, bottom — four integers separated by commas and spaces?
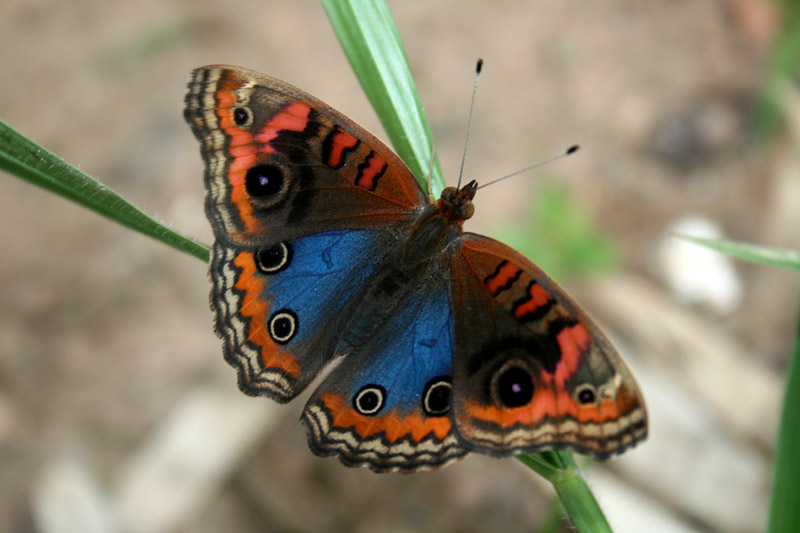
551, 323, 592, 387
354, 151, 388, 191
323, 128, 360, 169
484, 260, 522, 296
266, 101, 311, 132
512, 281, 554, 322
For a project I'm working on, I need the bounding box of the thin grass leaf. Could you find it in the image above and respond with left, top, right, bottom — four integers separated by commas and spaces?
768, 308, 800, 532
321, 0, 445, 196
517, 451, 613, 533
0, 120, 209, 262
551, 460, 613, 533
676, 234, 800, 272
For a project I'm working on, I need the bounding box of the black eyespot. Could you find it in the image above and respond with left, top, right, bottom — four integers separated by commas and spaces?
353, 385, 386, 416
233, 107, 251, 126
496, 366, 534, 408
246, 164, 284, 198
576, 385, 597, 405
422, 377, 451, 416
256, 242, 292, 274
268, 309, 297, 344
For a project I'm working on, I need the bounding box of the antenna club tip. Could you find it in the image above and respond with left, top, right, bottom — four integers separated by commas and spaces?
566, 144, 580, 155
476, 58, 483, 73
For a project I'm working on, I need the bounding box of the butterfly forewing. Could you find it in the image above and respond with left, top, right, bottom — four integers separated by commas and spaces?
185, 66, 426, 246
449, 234, 647, 458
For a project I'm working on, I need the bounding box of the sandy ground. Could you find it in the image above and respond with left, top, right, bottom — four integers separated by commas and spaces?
1, 1, 797, 532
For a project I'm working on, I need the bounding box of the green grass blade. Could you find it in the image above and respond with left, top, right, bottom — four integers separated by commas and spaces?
768, 308, 800, 532
0, 119, 209, 262
552, 460, 613, 533
321, 0, 445, 196
676, 234, 800, 272
517, 451, 613, 533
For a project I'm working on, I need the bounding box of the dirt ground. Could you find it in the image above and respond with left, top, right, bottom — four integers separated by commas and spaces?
1, 1, 797, 532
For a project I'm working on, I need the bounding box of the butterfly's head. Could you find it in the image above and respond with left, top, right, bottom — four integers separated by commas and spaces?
437, 180, 478, 224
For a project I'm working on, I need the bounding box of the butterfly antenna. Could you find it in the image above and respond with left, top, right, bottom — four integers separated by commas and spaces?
457, 58, 483, 189
476, 144, 580, 190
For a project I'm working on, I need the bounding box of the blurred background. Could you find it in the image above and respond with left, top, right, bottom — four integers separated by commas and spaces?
1, 1, 798, 531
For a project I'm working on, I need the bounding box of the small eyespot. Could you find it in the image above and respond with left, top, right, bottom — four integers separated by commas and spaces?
353, 385, 386, 416
245, 164, 284, 198
422, 377, 451, 416
233, 106, 251, 126
256, 242, 292, 274
575, 384, 597, 405
268, 309, 297, 344
494, 365, 534, 408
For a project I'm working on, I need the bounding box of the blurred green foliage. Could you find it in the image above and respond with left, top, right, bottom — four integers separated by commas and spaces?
498, 183, 618, 280
755, 0, 800, 139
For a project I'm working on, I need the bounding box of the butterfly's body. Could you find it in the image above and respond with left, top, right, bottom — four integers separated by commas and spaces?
342, 201, 459, 342
185, 65, 647, 473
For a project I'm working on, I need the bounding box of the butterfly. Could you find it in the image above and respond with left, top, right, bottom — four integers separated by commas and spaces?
184, 65, 647, 473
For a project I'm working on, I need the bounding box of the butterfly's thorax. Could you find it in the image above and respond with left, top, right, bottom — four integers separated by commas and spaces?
387, 182, 478, 270
401, 203, 463, 262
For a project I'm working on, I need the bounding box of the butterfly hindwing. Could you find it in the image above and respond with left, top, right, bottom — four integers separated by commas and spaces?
211, 229, 400, 401
185, 65, 427, 246
302, 276, 468, 472
449, 234, 647, 458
